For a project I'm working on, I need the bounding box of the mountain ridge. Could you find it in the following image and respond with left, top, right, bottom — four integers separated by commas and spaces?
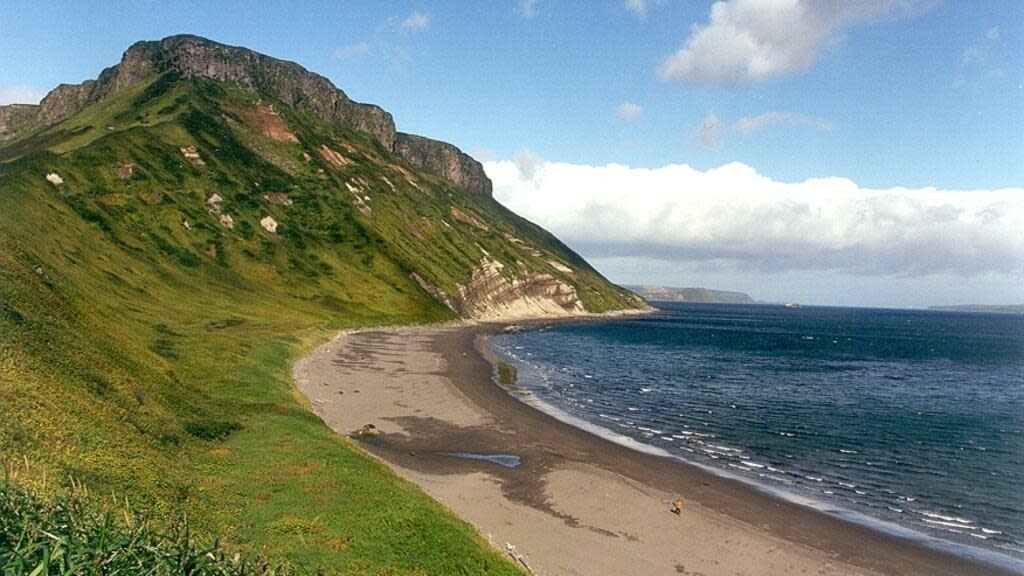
0, 34, 492, 196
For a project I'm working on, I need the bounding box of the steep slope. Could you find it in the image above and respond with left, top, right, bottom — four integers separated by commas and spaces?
0, 35, 640, 573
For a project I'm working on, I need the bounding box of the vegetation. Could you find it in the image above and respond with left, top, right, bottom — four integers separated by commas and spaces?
1, 471, 294, 575
0, 71, 635, 573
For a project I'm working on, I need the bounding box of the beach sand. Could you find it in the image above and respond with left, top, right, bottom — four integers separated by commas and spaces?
293, 324, 1012, 576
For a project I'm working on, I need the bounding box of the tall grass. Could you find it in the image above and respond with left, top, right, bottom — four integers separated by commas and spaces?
0, 467, 295, 576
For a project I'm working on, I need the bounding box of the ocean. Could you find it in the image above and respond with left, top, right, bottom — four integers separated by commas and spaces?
487, 303, 1024, 567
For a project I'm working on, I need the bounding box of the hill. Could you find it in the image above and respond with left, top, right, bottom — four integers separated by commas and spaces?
626, 285, 755, 304
0, 35, 641, 573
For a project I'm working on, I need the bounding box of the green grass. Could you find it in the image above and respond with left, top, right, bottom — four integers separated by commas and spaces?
1, 474, 295, 575
0, 73, 638, 573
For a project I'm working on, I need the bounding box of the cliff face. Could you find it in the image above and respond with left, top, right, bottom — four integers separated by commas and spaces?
394, 133, 493, 197
0, 104, 40, 140
28, 35, 491, 195
414, 257, 585, 320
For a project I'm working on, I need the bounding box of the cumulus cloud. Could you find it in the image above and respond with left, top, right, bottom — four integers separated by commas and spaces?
695, 111, 832, 148
517, 0, 539, 19
332, 42, 371, 60
484, 158, 1024, 277
0, 85, 47, 105
400, 11, 431, 31
616, 101, 644, 121
659, 0, 924, 87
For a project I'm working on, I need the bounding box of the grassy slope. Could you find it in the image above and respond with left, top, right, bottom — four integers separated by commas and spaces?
0, 73, 637, 573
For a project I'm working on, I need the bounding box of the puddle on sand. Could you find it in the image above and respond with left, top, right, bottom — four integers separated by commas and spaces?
440, 452, 522, 468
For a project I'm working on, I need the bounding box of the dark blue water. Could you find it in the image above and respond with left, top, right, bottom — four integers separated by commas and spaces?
488, 303, 1024, 565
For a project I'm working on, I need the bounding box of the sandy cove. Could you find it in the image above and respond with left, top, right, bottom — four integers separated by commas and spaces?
293, 324, 1012, 576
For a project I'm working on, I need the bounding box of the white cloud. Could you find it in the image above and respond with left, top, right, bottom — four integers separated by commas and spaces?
484, 158, 1024, 277
332, 42, 371, 60
659, 0, 924, 87
625, 0, 665, 17
956, 24, 1007, 88
0, 86, 47, 105
625, 0, 646, 16
616, 101, 644, 121
400, 11, 431, 31
734, 111, 833, 134
696, 111, 832, 148
695, 113, 725, 148
517, 0, 539, 19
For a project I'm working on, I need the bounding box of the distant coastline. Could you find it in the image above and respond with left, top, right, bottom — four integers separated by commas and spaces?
928, 304, 1024, 314
625, 284, 755, 304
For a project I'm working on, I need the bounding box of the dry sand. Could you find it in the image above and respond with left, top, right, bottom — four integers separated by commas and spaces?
293, 324, 1012, 576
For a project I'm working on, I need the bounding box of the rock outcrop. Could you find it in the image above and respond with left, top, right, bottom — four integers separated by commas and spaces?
0, 104, 40, 140
394, 133, 493, 197
414, 257, 585, 320
26, 35, 492, 196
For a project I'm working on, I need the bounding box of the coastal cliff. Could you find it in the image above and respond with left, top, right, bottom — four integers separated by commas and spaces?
15, 35, 492, 196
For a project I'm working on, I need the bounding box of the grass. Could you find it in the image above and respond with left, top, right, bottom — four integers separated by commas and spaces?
1, 470, 295, 575
0, 72, 639, 573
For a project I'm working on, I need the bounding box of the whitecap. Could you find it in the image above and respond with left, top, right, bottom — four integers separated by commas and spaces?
981, 528, 1003, 535
923, 519, 976, 530
920, 511, 973, 524
741, 461, 767, 469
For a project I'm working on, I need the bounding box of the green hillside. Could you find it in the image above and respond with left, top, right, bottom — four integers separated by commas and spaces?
0, 38, 638, 574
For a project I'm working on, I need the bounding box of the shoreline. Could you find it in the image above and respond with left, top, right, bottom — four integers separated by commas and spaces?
294, 321, 1017, 576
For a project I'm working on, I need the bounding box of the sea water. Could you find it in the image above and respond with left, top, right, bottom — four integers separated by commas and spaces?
488, 303, 1024, 566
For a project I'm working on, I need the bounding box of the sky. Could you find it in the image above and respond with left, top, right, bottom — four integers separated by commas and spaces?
1, 1, 1022, 307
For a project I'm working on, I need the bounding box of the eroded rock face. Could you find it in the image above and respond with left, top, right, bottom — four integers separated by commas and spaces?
0, 104, 40, 140
27, 35, 492, 195
414, 257, 585, 320
394, 133, 493, 196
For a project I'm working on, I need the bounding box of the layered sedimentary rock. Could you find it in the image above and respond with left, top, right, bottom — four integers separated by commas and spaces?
414, 257, 585, 320
26, 35, 491, 195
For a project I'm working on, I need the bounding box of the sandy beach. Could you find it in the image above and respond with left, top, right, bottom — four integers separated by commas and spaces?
293, 324, 1014, 576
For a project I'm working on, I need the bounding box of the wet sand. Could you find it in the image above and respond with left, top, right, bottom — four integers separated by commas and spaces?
293, 324, 1014, 576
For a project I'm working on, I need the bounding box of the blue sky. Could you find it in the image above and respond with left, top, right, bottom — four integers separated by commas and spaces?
1, 1, 1022, 306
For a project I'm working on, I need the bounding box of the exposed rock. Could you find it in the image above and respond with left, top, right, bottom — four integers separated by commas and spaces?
45, 173, 63, 186
394, 133, 492, 196
260, 216, 278, 233
180, 145, 205, 165
449, 206, 489, 231
414, 257, 586, 320
318, 145, 351, 167
219, 214, 234, 229
547, 260, 574, 274
0, 104, 40, 140
114, 163, 134, 179
262, 192, 292, 206
28, 34, 491, 195
206, 193, 223, 213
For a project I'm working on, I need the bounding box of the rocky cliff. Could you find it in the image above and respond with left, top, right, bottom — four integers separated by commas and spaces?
395, 133, 493, 197
414, 257, 585, 320
27, 35, 491, 195
0, 104, 40, 140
